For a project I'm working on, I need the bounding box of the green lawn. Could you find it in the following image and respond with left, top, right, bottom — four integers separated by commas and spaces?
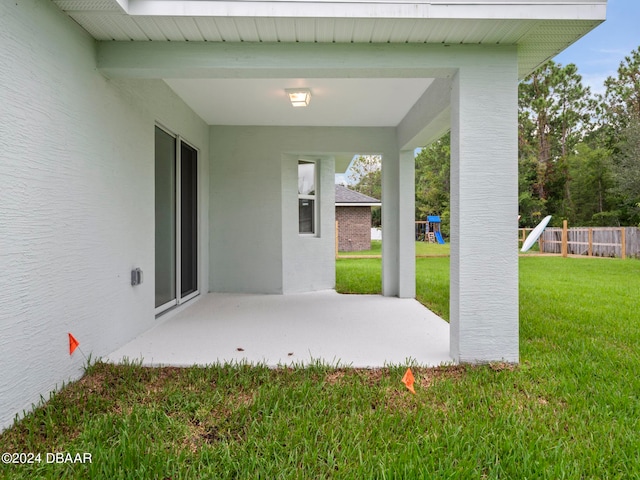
338, 239, 450, 257
2, 257, 640, 478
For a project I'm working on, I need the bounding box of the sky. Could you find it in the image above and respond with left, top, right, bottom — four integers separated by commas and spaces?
554, 0, 640, 95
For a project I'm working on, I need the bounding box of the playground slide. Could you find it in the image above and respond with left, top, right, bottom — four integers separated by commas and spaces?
434, 231, 445, 244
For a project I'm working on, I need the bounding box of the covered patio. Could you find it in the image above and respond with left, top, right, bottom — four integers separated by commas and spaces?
0, 0, 607, 429
106, 291, 452, 368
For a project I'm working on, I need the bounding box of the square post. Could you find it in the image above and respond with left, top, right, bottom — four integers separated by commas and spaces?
449, 57, 519, 363
382, 150, 416, 298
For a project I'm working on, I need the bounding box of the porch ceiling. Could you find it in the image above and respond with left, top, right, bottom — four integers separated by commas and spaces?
52, 0, 605, 150
164, 77, 434, 127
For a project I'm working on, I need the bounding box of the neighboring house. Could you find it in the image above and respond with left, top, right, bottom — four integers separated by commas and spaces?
335, 185, 381, 252
0, 0, 607, 430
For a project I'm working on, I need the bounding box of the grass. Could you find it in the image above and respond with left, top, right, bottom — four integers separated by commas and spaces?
336, 241, 450, 317
2, 257, 640, 478
338, 240, 450, 257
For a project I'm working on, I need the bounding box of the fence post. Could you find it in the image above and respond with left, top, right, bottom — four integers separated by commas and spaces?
621, 227, 626, 260
562, 220, 568, 258
588, 228, 593, 257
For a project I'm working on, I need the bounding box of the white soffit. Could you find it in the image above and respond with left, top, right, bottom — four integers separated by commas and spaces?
51, 0, 606, 130
54, 0, 606, 78
163, 78, 434, 127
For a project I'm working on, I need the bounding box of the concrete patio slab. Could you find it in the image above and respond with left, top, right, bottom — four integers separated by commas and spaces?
106, 291, 453, 368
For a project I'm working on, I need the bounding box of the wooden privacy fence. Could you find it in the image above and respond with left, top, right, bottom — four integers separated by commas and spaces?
519, 221, 640, 259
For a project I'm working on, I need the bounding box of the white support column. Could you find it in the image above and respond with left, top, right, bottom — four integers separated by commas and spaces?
382, 150, 416, 298
449, 59, 519, 363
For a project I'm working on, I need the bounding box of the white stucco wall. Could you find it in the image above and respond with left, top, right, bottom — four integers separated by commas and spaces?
281, 154, 336, 293
209, 127, 285, 294
0, 0, 209, 430
209, 126, 396, 294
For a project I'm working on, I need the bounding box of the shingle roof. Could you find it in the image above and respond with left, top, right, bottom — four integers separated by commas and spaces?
335, 184, 381, 205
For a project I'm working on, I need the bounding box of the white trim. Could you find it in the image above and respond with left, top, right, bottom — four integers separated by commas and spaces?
125, 1, 607, 21
154, 124, 200, 317
154, 123, 178, 316
175, 132, 182, 306
155, 299, 177, 316
176, 136, 201, 306
298, 159, 319, 236
180, 290, 200, 304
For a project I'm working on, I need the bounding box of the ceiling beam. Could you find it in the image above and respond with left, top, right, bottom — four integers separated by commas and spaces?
96, 41, 521, 79
396, 77, 451, 150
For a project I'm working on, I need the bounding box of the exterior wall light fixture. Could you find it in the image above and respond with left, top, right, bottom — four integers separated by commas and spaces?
285, 88, 311, 107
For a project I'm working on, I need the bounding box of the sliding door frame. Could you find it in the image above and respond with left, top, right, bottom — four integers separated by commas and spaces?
155, 123, 200, 316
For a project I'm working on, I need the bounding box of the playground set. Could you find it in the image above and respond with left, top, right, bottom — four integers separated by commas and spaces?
415, 216, 445, 244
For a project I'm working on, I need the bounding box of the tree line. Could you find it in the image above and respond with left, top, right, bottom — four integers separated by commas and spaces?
348, 46, 640, 233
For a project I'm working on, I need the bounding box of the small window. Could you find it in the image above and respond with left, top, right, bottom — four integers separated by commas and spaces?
298, 161, 317, 235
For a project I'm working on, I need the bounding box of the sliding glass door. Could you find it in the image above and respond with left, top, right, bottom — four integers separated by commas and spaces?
180, 142, 198, 299
155, 128, 177, 311
155, 126, 198, 315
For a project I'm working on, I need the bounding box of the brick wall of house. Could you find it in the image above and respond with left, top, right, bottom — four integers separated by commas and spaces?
336, 206, 372, 251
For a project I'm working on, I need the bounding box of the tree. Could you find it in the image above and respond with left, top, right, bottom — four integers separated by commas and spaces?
596, 47, 640, 225
564, 144, 617, 225
415, 133, 451, 235
347, 155, 381, 197
518, 156, 546, 226
611, 120, 640, 225
518, 61, 594, 224
348, 155, 382, 227
552, 64, 593, 157
519, 62, 555, 201
600, 47, 640, 147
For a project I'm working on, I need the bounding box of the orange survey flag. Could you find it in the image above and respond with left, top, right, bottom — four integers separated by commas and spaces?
68, 333, 80, 356
402, 367, 415, 394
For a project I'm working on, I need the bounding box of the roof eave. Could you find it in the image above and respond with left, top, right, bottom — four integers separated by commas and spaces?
336, 203, 382, 207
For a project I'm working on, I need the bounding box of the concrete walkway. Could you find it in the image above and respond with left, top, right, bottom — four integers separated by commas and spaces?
106, 291, 453, 368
